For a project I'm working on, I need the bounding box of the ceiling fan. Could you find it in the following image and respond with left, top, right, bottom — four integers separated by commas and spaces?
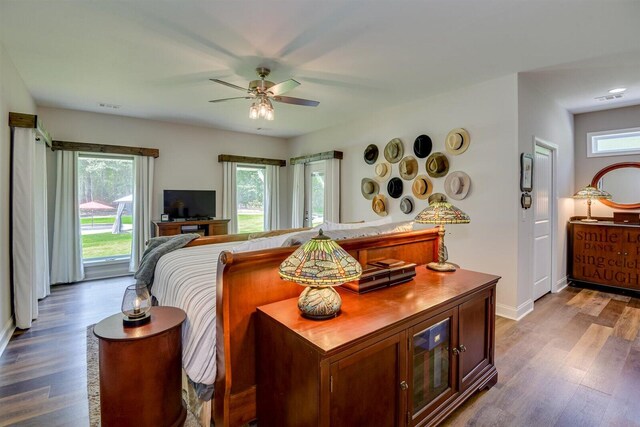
209, 67, 319, 120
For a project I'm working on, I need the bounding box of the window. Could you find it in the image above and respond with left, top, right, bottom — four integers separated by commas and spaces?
588, 127, 640, 157
77, 155, 134, 262
236, 165, 265, 233
305, 162, 325, 227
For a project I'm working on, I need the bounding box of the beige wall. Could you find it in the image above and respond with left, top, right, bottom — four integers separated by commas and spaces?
574, 105, 640, 216
288, 75, 523, 317
0, 43, 37, 345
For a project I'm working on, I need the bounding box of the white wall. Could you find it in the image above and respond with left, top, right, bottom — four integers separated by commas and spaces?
0, 43, 37, 348
288, 75, 522, 315
574, 105, 640, 217
517, 75, 575, 318
38, 107, 290, 231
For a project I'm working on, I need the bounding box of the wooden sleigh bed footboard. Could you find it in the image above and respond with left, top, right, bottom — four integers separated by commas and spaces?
208, 227, 439, 427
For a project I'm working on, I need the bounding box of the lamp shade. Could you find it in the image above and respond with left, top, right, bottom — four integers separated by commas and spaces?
414, 201, 470, 225
279, 230, 362, 286
572, 185, 612, 200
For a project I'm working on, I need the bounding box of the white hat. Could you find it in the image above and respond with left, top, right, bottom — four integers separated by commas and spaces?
444, 171, 471, 200
374, 161, 392, 182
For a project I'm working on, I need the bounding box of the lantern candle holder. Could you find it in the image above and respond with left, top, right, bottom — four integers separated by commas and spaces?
121, 284, 152, 327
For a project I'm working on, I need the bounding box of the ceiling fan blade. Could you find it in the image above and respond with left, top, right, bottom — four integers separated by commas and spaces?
210, 79, 248, 92
272, 95, 319, 107
268, 79, 300, 96
209, 96, 254, 103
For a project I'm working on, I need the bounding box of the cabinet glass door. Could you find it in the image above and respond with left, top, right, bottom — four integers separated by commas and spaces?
411, 317, 453, 415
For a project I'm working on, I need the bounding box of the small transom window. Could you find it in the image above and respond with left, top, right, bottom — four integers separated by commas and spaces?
587, 127, 640, 158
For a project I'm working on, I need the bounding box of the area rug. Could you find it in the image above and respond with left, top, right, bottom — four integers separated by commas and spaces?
86, 325, 200, 427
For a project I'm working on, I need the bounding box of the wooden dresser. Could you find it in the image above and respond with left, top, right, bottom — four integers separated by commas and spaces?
257, 268, 499, 427
568, 221, 640, 291
152, 219, 229, 237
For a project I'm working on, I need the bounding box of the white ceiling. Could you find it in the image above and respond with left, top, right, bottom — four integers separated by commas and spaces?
1, 0, 640, 138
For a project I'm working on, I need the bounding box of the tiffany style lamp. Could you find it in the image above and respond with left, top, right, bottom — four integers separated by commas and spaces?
279, 230, 362, 320
415, 199, 470, 272
572, 185, 612, 222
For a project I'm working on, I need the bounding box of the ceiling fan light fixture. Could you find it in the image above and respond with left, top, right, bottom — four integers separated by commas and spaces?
249, 103, 259, 119
266, 108, 274, 121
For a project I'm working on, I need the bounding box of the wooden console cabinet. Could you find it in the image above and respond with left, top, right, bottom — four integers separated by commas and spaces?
568, 221, 640, 291
257, 268, 499, 427
152, 219, 229, 237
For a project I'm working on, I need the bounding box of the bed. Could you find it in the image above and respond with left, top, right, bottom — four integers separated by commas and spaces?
151, 224, 439, 426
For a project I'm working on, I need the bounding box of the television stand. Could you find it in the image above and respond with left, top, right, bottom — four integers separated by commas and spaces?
152, 219, 230, 237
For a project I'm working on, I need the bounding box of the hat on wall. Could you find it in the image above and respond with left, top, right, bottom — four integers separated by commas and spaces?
384, 138, 404, 163
387, 177, 404, 199
413, 134, 432, 159
361, 178, 380, 200
372, 194, 388, 216
444, 171, 471, 200
445, 128, 470, 155
399, 156, 418, 180
374, 161, 392, 182
428, 192, 447, 204
426, 152, 449, 178
364, 144, 379, 165
412, 174, 433, 200
400, 196, 414, 214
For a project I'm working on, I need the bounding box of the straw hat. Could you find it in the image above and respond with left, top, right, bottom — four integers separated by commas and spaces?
400, 196, 414, 214
384, 138, 404, 163
399, 156, 418, 180
374, 161, 392, 182
361, 178, 379, 200
445, 128, 470, 155
412, 174, 433, 200
372, 194, 388, 216
363, 144, 379, 165
413, 134, 432, 159
444, 171, 471, 200
387, 177, 404, 199
426, 152, 449, 178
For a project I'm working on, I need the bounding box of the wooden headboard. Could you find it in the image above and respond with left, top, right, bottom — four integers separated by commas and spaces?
208, 227, 439, 427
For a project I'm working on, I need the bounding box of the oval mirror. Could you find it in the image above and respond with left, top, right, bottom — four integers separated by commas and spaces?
591, 162, 640, 209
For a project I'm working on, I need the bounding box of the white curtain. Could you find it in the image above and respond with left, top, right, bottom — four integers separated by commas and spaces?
264, 165, 280, 231
51, 151, 84, 285
223, 162, 238, 234
12, 129, 50, 329
291, 163, 305, 228
130, 156, 154, 272
324, 158, 341, 223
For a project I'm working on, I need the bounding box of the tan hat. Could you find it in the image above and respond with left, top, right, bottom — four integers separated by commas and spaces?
444, 171, 471, 200
445, 128, 470, 155
384, 138, 404, 163
412, 174, 433, 200
399, 156, 418, 180
400, 196, 414, 214
426, 152, 449, 178
361, 178, 379, 200
372, 194, 388, 216
373, 161, 392, 182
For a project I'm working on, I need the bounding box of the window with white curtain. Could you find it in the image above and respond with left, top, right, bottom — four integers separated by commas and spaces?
236, 164, 266, 233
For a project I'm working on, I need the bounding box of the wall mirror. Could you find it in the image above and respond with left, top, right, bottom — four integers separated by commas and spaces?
591, 162, 640, 209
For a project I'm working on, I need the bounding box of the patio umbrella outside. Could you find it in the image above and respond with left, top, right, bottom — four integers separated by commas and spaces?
112, 195, 132, 234
79, 201, 114, 227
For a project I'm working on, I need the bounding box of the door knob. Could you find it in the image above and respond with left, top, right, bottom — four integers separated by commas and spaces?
400, 381, 408, 390
460, 344, 467, 352
452, 347, 460, 355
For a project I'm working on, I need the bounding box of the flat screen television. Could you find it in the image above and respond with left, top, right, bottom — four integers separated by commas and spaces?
163, 190, 216, 220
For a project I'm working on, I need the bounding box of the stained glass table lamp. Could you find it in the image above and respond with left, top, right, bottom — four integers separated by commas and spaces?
279, 230, 362, 320
415, 199, 470, 272
572, 185, 612, 222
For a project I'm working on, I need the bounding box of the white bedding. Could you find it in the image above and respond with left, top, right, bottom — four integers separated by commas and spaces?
151, 241, 242, 386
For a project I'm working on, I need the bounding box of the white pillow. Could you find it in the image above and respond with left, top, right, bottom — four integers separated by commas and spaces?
232, 230, 301, 253
323, 217, 393, 230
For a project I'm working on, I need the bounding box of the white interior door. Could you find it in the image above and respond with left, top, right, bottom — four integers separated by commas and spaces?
304, 162, 325, 227
533, 145, 553, 300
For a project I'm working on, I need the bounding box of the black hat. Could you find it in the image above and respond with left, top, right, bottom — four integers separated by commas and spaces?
364, 144, 379, 164
413, 134, 432, 159
387, 177, 403, 199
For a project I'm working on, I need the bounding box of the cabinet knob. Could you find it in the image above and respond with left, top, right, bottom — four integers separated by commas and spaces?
400, 381, 408, 390
460, 344, 467, 352
624, 252, 628, 256
617, 252, 621, 255
452, 347, 460, 355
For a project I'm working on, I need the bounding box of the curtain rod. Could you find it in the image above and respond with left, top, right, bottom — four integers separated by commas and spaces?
52, 140, 159, 158
8, 112, 52, 147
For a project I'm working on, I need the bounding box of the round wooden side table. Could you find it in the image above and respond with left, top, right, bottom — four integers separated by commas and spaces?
94, 306, 187, 427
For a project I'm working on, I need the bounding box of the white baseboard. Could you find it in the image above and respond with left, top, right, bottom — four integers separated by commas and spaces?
496, 299, 534, 321
554, 276, 568, 293
0, 317, 15, 357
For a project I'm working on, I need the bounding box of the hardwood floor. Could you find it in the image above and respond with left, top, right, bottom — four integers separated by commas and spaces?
0, 280, 639, 426
0, 277, 132, 426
